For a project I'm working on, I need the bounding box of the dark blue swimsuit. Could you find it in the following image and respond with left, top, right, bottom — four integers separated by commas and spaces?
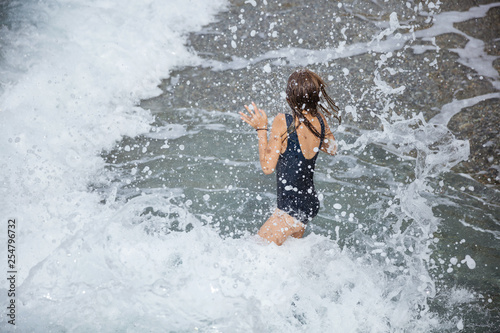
276, 114, 325, 224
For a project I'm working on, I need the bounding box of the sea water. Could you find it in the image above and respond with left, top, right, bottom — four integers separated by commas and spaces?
0, 0, 499, 332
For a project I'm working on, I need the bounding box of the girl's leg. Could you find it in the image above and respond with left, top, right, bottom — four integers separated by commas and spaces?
291, 228, 305, 239
258, 209, 306, 246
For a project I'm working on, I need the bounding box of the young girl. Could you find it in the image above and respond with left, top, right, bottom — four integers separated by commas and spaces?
239, 68, 341, 245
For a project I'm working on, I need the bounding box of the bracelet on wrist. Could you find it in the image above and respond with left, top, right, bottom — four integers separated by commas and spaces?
256, 127, 268, 131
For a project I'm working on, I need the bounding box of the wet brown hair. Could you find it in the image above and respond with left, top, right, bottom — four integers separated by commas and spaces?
285, 69, 341, 140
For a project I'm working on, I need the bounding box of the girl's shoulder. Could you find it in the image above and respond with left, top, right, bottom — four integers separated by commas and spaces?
271, 113, 288, 133
273, 113, 288, 124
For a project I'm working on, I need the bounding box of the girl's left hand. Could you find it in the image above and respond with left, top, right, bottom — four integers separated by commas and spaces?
239, 102, 268, 130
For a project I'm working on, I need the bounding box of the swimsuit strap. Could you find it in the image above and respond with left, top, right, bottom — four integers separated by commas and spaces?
317, 115, 325, 151
285, 114, 295, 139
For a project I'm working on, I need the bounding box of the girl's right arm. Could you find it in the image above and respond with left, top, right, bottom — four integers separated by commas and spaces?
258, 114, 286, 174
239, 103, 286, 175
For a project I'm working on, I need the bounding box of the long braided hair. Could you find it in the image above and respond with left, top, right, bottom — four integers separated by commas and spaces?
284, 69, 341, 141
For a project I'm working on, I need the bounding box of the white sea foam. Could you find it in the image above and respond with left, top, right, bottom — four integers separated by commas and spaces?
429, 92, 500, 126
16, 216, 443, 331
0, 0, 227, 284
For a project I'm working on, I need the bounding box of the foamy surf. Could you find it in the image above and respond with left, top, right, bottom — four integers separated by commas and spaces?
0, 0, 227, 282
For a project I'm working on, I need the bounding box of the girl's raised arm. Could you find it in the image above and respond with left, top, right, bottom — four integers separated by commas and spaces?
239, 102, 285, 175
